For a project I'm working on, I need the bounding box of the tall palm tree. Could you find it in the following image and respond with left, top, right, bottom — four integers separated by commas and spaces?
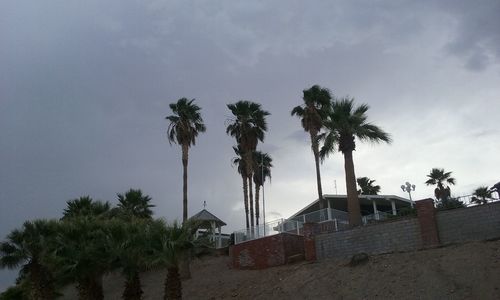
357, 177, 381, 195
320, 98, 391, 226
253, 151, 272, 227
149, 221, 196, 300
0, 220, 59, 300
62, 196, 110, 220
472, 186, 492, 205
116, 189, 155, 219
425, 168, 456, 204
291, 85, 332, 210
166, 98, 206, 223
226, 101, 270, 229
231, 145, 250, 229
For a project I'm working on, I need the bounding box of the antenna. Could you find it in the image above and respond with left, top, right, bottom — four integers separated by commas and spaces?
334, 180, 338, 195
203, 201, 206, 209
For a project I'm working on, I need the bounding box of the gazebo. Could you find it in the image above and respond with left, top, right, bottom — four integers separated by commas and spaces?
189, 208, 227, 248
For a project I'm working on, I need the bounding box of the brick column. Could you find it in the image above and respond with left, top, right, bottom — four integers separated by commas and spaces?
303, 223, 317, 261
415, 198, 440, 248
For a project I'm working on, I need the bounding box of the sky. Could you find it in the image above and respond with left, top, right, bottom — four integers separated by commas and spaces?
1, 0, 500, 291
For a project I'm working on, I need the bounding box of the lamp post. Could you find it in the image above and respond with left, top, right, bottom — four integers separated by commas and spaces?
401, 182, 416, 207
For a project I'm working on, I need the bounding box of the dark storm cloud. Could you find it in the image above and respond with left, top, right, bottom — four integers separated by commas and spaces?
1, 0, 499, 291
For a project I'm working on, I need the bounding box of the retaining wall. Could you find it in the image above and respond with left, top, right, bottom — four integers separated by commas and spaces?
315, 217, 421, 259
437, 201, 500, 244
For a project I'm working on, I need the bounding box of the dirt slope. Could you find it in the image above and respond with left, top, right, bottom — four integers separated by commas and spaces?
61, 239, 500, 299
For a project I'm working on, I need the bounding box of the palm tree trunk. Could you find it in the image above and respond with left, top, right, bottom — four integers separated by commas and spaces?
181, 144, 189, 223
122, 271, 143, 300
77, 277, 104, 300
310, 131, 324, 210
343, 150, 362, 227
242, 175, 250, 229
164, 267, 182, 300
248, 174, 255, 229
255, 184, 260, 228
29, 263, 55, 300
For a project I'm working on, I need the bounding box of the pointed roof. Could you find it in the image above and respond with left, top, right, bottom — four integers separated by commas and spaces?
189, 209, 226, 227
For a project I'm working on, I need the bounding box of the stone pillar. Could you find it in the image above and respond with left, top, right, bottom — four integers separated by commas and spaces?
415, 198, 440, 248
303, 222, 317, 261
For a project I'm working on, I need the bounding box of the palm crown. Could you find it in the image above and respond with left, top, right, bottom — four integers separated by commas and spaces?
472, 186, 492, 205
117, 189, 155, 219
291, 85, 331, 134
320, 98, 391, 158
166, 98, 206, 147
425, 168, 456, 200
226, 101, 269, 151
62, 196, 110, 220
253, 151, 272, 187
357, 177, 381, 195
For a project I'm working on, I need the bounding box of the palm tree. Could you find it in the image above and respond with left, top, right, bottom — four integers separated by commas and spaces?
231, 145, 250, 229
55, 218, 110, 300
166, 98, 206, 223
253, 151, 272, 227
105, 220, 151, 300
116, 189, 155, 219
472, 186, 492, 205
357, 177, 381, 195
149, 221, 196, 300
291, 85, 332, 211
0, 220, 59, 300
62, 196, 110, 220
320, 98, 391, 226
425, 168, 456, 205
227, 101, 270, 229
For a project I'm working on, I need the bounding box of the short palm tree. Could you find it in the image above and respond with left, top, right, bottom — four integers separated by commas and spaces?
54, 218, 110, 300
149, 221, 196, 300
0, 220, 59, 300
117, 189, 155, 219
227, 101, 270, 229
105, 220, 150, 300
357, 177, 381, 195
472, 186, 492, 205
291, 85, 332, 210
425, 168, 456, 204
253, 151, 272, 227
62, 196, 110, 220
320, 98, 391, 226
166, 98, 206, 223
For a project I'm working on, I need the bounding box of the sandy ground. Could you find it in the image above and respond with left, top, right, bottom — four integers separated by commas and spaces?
61, 239, 500, 299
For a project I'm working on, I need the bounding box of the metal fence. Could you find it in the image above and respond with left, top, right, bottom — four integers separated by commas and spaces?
290, 208, 349, 223
233, 218, 303, 244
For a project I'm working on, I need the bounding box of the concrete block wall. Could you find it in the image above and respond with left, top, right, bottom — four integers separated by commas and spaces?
315, 217, 421, 260
437, 201, 500, 244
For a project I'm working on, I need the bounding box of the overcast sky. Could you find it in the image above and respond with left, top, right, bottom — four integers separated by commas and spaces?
1, 0, 499, 291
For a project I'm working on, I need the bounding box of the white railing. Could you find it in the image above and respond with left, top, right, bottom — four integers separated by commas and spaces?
290, 208, 349, 223
233, 218, 303, 245
362, 210, 393, 224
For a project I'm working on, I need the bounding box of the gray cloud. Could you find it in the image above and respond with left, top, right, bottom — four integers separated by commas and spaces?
1, 0, 500, 290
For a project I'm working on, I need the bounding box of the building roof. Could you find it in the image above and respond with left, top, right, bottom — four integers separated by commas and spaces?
289, 194, 412, 218
189, 209, 227, 227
